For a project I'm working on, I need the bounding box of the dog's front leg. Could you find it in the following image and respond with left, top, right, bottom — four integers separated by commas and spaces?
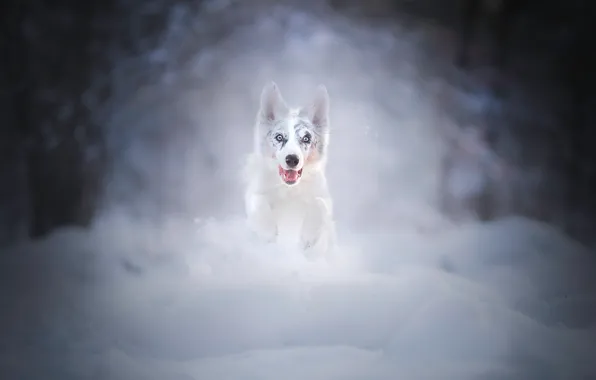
301, 197, 335, 258
246, 193, 278, 243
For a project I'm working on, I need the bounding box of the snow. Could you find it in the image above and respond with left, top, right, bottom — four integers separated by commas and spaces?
1, 213, 595, 379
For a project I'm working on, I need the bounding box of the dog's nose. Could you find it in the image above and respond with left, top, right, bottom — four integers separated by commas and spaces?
285, 154, 300, 168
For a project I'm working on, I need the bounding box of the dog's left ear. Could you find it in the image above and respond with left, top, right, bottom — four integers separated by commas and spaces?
301, 85, 330, 131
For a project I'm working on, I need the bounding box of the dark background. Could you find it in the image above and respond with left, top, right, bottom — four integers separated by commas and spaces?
2, 0, 595, 246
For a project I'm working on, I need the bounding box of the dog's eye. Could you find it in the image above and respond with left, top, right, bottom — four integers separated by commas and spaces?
302, 134, 311, 144
274, 134, 284, 142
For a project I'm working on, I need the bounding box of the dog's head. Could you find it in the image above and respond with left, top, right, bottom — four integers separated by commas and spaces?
256, 82, 330, 186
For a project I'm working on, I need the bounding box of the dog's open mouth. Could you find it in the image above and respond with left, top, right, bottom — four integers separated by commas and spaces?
279, 166, 303, 185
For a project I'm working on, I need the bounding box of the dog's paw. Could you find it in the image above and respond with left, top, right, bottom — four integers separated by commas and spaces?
300, 219, 323, 252
301, 231, 325, 260
302, 237, 319, 259
302, 232, 335, 260
300, 197, 335, 259
301, 238, 317, 251
246, 196, 278, 243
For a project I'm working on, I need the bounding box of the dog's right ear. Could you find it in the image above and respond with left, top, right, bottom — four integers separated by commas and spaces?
259, 81, 287, 123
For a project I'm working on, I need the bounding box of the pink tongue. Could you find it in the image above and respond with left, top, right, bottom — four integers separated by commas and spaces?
284, 170, 299, 181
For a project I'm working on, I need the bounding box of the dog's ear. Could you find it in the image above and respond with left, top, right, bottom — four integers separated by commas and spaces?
259, 81, 287, 123
301, 85, 330, 131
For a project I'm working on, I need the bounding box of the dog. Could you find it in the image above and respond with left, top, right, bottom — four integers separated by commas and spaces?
244, 82, 336, 258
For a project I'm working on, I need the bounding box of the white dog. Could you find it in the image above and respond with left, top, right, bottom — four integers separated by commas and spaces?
244, 82, 336, 258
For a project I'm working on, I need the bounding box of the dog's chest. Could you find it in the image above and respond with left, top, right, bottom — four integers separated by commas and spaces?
275, 201, 307, 244
268, 186, 313, 243
269, 187, 310, 218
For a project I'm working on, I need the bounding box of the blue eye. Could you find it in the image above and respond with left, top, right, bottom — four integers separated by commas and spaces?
302, 134, 311, 144
275, 134, 284, 142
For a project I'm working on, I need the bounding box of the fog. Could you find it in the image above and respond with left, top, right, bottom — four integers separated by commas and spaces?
2, 1, 596, 379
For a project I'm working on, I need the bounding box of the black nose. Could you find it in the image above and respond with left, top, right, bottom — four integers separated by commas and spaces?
285, 154, 300, 168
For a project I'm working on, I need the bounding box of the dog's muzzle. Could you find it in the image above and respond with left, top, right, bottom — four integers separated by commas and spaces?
279, 166, 303, 185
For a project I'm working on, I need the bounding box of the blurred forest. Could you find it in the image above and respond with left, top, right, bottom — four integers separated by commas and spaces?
1, 0, 595, 246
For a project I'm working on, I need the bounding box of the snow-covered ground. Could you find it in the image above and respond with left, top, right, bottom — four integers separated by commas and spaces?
2, 213, 595, 379
2, 2, 595, 379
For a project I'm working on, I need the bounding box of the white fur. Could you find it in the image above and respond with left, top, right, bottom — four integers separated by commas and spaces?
244, 82, 336, 258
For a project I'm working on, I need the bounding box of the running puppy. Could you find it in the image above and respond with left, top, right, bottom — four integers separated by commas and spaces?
244, 82, 336, 257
